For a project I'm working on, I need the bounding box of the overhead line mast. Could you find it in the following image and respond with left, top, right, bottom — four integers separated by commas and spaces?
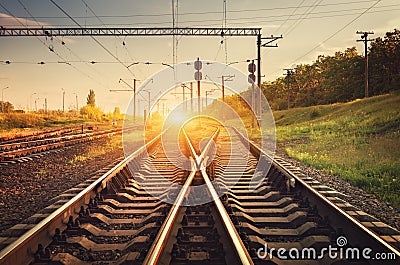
0, 27, 261, 36
356, 31, 374, 98
1, 26, 284, 116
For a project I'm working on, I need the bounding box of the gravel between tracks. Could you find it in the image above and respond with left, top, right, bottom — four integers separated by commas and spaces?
276, 149, 400, 232
0, 136, 124, 232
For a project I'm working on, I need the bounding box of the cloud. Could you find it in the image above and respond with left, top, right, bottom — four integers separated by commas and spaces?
0, 13, 51, 28
0, 13, 75, 44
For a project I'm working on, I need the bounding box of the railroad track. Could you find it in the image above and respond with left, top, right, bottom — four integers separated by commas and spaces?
0, 127, 123, 162
0, 125, 84, 144
0, 125, 399, 264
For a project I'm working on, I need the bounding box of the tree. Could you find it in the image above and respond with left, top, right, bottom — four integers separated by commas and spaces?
113, 107, 121, 117
369, 29, 400, 95
86, 89, 96, 106
0, 101, 14, 113
80, 105, 103, 121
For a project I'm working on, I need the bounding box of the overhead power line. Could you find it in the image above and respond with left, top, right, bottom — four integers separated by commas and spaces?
80, 0, 137, 64
273, 0, 306, 35
0, 2, 108, 89
284, 0, 324, 37
3, 4, 396, 28
286, 0, 382, 70
0, 0, 380, 20
49, 0, 136, 78
16, 0, 109, 82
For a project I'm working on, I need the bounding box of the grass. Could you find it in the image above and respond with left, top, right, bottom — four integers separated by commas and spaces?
68, 155, 88, 164
0, 110, 123, 132
0, 111, 124, 141
271, 93, 400, 208
34, 169, 48, 175
68, 135, 122, 164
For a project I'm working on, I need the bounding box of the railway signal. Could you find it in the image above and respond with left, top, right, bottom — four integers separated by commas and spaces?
248, 60, 256, 128
194, 58, 202, 115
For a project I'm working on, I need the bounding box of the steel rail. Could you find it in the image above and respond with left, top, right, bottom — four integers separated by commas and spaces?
0, 131, 163, 265
0, 127, 76, 144
143, 127, 220, 264
142, 162, 197, 265
232, 127, 400, 258
199, 166, 254, 265
0, 128, 122, 160
185, 127, 254, 265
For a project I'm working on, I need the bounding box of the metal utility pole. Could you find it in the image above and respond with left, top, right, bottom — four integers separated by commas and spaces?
1, 86, 9, 113
205, 90, 214, 110
142, 90, 151, 115
34, 97, 38, 112
172, 84, 194, 112
73, 93, 78, 111
284, 68, 293, 109
257, 34, 283, 126
182, 85, 186, 111
357, 31, 374, 98
182, 83, 193, 112
29, 92, 37, 111
190, 82, 193, 112
221, 75, 234, 102
44, 98, 47, 113
114, 78, 138, 121
61, 88, 65, 112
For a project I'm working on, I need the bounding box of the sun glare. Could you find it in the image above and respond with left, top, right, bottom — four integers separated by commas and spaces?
168, 111, 188, 125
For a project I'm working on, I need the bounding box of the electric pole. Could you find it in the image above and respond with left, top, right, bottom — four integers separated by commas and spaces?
180, 84, 193, 112
1, 86, 9, 113
74, 93, 78, 111
205, 90, 214, 110
61, 88, 65, 112
221, 75, 234, 102
284, 68, 293, 109
248, 60, 256, 128
116, 78, 138, 122
35, 97, 39, 112
257, 34, 283, 126
171, 84, 193, 112
190, 82, 193, 113
357, 31, 374, 98
182, 85, 186, 111
133, 79, 137, 121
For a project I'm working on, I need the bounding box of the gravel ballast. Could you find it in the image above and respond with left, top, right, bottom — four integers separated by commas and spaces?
0, 136, 124, 232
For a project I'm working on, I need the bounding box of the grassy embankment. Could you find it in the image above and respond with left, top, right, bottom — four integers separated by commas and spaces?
0, 111, 126, 163
0, 111, 126, 138
273, 93, 400, 208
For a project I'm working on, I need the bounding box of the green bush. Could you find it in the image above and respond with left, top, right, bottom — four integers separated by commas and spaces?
1, 113, 44, 129
80, 105, 104, 121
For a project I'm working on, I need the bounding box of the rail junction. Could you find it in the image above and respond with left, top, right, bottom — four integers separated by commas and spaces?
0, 123, 398, 264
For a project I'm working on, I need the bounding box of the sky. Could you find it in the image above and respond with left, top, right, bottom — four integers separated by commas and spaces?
0, 0, 399, 113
